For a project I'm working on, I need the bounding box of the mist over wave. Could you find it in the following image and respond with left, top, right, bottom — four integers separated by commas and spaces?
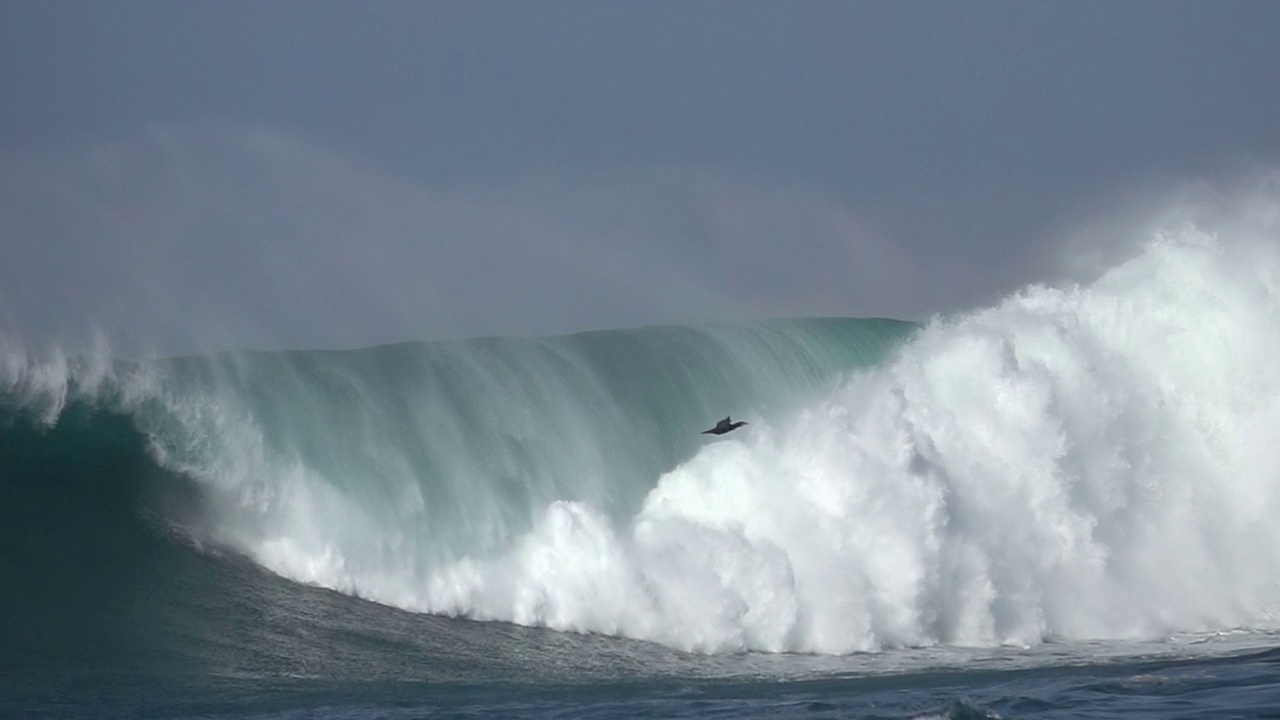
5, 209, 1280, 659
405, 227, 1280, 653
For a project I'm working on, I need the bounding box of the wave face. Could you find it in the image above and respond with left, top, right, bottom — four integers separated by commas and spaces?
0, 317, 911, 667
6, 224, 1280, 661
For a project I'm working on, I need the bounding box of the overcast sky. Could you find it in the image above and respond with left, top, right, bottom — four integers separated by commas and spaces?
2, 1, 1278, 352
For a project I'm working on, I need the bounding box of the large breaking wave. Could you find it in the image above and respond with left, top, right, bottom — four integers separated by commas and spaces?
4, 220, 1280, 658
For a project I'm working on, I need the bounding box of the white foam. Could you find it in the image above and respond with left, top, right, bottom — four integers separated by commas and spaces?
0, 332, 152, 425
322, 223, 1278, 654
206, 204, 1280, 654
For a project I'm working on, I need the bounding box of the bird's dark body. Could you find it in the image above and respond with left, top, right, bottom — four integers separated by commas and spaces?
702, 416, 748, 435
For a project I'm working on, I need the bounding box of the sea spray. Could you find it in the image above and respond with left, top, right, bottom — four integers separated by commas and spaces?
402, 229, 1280, 653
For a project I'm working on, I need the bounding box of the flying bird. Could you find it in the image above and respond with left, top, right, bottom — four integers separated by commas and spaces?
701, 416, 748, 435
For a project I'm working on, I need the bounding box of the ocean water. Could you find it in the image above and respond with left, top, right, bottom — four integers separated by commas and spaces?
5, 229, 1280, 718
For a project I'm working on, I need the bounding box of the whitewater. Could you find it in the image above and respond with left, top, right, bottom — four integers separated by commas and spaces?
6, 219, 1280, 718
397, 226, 1280, 653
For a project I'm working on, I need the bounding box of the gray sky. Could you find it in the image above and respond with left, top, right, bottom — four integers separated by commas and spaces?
2, 1, 1278, 352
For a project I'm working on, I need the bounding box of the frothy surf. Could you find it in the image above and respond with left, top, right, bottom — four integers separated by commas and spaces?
325, 227, 1280, 654
4, 220, 1280, 658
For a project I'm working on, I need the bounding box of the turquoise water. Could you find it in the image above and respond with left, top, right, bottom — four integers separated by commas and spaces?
5, 234, 1280, 717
